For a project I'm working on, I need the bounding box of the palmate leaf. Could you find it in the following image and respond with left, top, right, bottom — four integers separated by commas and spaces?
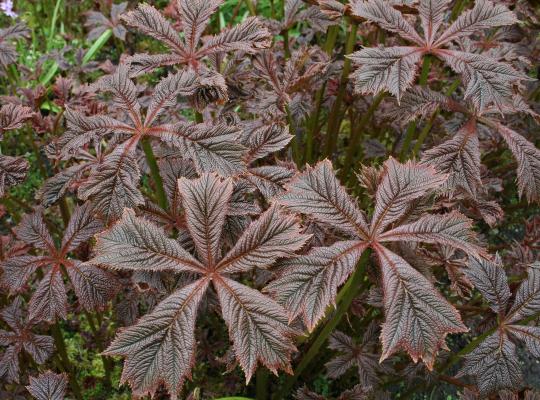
421, 119, 481, 198
458, 331, 522, 396
278, 159, 369, 238
325, 324, 385, 386
122, 0, 270, 75
454, 260, 540, 395
215, 277, 297, 382
5, 208, 119, 321
370, 158, 446, 235
85, 2, 127, 41
496, 124, 540, 203
91, 173, 307, 397
265, 241, 367, 331
273, 159, 481, 366
26, 371, 68, 400
0, 299, 54, 383
464, 256, 510, 314
375, 245, 467, 368
104, 279, 209, 400
348, 0, 524, 110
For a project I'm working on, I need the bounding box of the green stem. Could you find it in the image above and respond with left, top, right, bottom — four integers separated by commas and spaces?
141, 137, 169, 210
305, 25, 340, 164
341, 93, 386, 181
244, 0, 257, 15
324, 21, 357, 158
51, 323, 83, 400
274, 249, 371, 399
48, 0, 63, 51
256, 368, 268, 400
398, 55, 432, 161
82, 29, 112, 64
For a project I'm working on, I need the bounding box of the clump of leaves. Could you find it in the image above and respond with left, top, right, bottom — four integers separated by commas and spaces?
0, 0, 539, 398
